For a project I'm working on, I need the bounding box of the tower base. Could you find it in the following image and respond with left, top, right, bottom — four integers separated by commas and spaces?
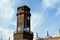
14, 32, 33, 40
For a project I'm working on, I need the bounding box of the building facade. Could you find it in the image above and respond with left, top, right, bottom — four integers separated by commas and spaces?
33, 31, 60, 40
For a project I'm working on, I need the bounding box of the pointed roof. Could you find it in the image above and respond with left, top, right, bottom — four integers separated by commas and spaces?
1, 38, 2, 40
9, 37, 10, 40
45, 31, 52, 38
47, 31, 49, 36
36, 32, 38, 37
33, 32, 40, 40
55, 29, 60, 37
59, 29, 60, 35
34, 32, 38, 38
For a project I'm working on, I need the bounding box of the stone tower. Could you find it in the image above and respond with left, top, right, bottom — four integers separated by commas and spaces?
14, 5, 33, 40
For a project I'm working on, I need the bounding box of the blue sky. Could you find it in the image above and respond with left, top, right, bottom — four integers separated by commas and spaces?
0, 0, 60, 40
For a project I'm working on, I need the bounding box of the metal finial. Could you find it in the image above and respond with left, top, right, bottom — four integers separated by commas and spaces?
9, 37, 10, 40
36, 32, 38, 37
1, 38, 2, 40
59, 29, 60, 34
47, 31, 49, 36
34, 32, 38, 37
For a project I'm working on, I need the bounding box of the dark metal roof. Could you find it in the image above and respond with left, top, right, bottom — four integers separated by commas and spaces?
17, 5, 30, 11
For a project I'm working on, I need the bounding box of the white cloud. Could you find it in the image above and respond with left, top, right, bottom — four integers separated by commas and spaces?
0, 0, 21, 20
31, 12, 44, 31
55, 7, 60, 16
0, 7, 14, 20
42, 0, 60, 9
0, 26, 14, 40
0, 0, 10, 4
0, 21, 16, 40
0, 0, 16, 40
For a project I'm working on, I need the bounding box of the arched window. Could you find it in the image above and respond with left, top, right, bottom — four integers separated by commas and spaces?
18, 25, 24, 32
18, 25, 21, 32
24, 27, 29, 32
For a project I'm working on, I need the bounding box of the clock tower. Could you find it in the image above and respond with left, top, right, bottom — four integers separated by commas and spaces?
14, 5, 33, 40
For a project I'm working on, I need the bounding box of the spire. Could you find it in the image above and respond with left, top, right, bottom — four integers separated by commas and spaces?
34, 32, 38, 38
47, 31, 49, 36
36, 32, 38, 37
56, 29, 60, 37
9, 37, 10, 40
45, 31, 52, 38
1, 38, 2, 40
59, 29, 60, 35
